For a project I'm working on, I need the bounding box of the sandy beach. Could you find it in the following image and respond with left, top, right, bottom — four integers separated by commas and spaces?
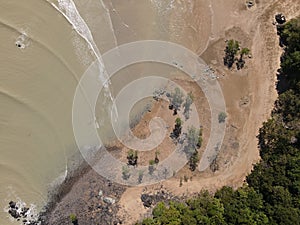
1, 0, 300, 225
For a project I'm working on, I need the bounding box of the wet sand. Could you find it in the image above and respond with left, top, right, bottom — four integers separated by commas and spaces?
0, 0, 210, 224
0, 1, 90, 223
28, 1, 210, 224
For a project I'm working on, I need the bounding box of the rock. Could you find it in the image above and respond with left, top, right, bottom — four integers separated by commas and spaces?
275, 14, 286, 24
8, 209, 20, 219
141, 194, 153, 208
173, 109, 177, 115
9, 201, 16, 208
20, 207, 29, 216
39, 215, 46, 223
103, 197, 116, 204
98, 190, 103, 197
246, 1, 254, 8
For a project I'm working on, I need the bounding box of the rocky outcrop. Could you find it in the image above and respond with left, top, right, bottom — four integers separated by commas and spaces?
39, 165, 125, 225
7, 201, 39, 225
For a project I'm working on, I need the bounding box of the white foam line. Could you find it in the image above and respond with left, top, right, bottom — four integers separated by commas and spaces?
48, 0, 106, 86
99, 0, 118, 47
48, 0, 119, 122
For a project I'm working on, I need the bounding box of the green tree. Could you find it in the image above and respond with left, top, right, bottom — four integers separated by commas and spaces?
122, 165, 130, 180
197, 128, 203, 148
227, 39, 240, 55
245, 19, 300, 223
186, 126, 199, 152
172, 118, 182, 139
215, 186, 268, 224
149, 160, 155, 175
183, 92, 194, 120
127, 149, 138, 166
138, 170, 144, 184
170, 87, 184, 110
175, 118, 182, 127
185, 127, 201, 171
240, 47, 250, 59
237, 48, 250, 70
224, 39, 240, 68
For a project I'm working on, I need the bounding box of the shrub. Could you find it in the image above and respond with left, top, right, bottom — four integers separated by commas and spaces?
69, 214, 78, 225
218, 112, 227, 123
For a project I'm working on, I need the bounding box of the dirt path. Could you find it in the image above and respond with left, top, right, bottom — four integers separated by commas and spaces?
117, 1, 300, 224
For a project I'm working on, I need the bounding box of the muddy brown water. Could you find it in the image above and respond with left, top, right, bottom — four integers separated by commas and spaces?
0, 0, 211, 223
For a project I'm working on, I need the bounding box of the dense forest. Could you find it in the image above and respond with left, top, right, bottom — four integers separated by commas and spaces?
138, 17, 300, 225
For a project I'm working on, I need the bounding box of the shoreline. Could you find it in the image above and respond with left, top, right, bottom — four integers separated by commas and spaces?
38, 74, 205, 224
5, 1, 300, 225
36, 99, 158, 224
39, 154, 126, 225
